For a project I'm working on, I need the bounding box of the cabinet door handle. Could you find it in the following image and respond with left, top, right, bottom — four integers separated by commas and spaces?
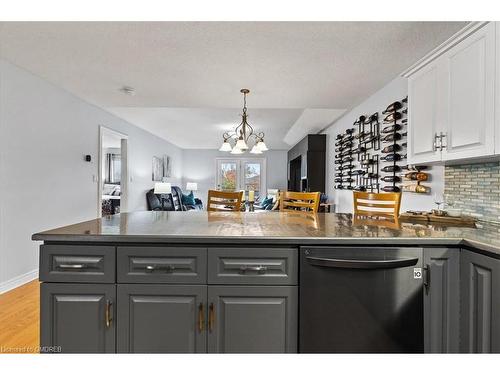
433, 133, 440, 151
423, 265, 430, 294
145, 265, 175, 273
58, 264, 86, 269
239, 265, 267, 274
105, 300, 113, 328
198, 303, 204, 333
439, 132, 447, 150
208, 303, 215, 333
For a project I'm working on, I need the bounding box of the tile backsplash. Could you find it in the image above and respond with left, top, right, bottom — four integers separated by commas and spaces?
444, 162, 500, 223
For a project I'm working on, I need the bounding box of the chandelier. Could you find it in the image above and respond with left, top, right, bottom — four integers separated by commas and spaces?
219, 89, 268, 154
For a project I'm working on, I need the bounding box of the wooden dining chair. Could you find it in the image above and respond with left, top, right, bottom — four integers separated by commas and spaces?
279, 191, 321, 213
353, 191, 402, 218
207, 190, 244, 212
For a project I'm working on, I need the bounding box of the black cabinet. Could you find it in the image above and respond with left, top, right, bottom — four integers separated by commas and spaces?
287, 134, 326, 193
117, 284, 207, 353
40, 283, 115, 353
460, 250, 500, 353
423, 248, 460, 353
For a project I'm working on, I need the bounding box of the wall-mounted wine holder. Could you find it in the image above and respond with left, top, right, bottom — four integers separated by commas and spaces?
333, 96, 432, 194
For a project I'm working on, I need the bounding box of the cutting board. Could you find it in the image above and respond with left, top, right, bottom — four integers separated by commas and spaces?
400, 212, 477, 226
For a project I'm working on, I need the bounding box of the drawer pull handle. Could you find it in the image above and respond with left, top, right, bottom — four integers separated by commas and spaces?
208, 303, 215, 333
105, 300, 113, 328
239, 265, 267, 274
145, 265, 176, 273
198, 303, 204, 333
57, 264, 87, 269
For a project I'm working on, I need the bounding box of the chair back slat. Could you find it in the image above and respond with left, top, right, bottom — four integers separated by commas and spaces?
279, 191, 321, 213
353, 191, 402, 218
207, 190, 243, 212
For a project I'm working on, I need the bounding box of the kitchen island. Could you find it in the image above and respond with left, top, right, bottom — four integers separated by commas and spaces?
32, 211, 500, 353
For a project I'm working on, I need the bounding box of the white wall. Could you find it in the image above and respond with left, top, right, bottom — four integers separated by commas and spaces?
181, 149, 288, 204
0, 59, 183, 292
322, 76, 444, 213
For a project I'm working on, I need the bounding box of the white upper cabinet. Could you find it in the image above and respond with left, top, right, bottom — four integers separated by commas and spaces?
408, 62, 444, 164
496, 23, 500, 154
441, 22, 495, 160
406, 22, 497, 164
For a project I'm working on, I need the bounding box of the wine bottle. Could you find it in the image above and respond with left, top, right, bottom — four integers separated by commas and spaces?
342, 157, 354, 163
334, 178, 342, 183
361, 158, 375, 166
381, 165, 401, 173
360, 135, 379, 144
341, 135, 354, 144
354, 185, 367, 191
351, 169, 365, 176
355, 131, 368, 139
383, 111, 402, 122
381, 124, 402, 133
345, 128, 355, 134
382, 101, 402, 114
381, 144, 402, 153
342, 178, 354, 183
335, 173, 343, 177
366, 173, 378, 179
380, 153, 401, 162
380, 176, 401, 183
382, 186, 401, 192
381, 132, 402, 142
404, 172, 428, 181
402, 184, 430, 194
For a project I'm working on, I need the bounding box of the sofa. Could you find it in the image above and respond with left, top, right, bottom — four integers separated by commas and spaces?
146, 185, 203, 211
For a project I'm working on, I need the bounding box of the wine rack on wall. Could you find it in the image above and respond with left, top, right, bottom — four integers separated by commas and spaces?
333, 96, 431, 194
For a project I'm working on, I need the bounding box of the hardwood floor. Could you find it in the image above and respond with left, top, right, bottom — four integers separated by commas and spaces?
0, 280, 40, 353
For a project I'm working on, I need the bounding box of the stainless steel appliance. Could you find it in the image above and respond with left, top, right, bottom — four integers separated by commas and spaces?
299, 247, 423, 353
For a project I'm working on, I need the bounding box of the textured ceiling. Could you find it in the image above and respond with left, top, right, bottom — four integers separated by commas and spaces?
0, 21, 467, 149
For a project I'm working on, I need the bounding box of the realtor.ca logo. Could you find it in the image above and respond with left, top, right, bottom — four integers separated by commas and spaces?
0, 345, 62, 353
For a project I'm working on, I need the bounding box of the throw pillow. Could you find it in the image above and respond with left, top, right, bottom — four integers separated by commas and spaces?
182, 191, 196, 206
261, 197, 273, 207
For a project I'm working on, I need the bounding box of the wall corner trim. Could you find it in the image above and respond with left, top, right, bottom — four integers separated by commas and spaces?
0, 269, 39, 294
401, 21, 489, 78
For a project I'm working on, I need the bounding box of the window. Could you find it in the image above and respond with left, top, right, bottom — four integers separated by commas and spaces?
216, 158, 266, 197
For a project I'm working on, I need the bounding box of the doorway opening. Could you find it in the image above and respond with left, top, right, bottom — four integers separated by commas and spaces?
98, 126, 128, 217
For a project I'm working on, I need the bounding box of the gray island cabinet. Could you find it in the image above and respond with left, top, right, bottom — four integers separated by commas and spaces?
33, 211, 500, 354
39, 243, 298, 353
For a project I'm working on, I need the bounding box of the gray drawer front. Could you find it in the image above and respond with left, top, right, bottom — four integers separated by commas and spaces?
39, 245, 115, 283
208, 248, 297, 285
117, 247, 207, 284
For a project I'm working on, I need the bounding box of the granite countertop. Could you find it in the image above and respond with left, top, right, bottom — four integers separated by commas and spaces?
32, 211, 500, 258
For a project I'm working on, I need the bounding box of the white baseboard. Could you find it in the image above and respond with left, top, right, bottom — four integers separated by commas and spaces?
0, 269, 39, 294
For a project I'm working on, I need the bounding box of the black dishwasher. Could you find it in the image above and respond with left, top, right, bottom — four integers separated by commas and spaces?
299, 247, 423, 353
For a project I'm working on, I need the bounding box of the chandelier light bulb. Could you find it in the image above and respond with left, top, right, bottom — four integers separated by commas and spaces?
235, 138, 248, 150
250, 145, 262, 154
256, 140, 268, 151
219, 140, 232, 152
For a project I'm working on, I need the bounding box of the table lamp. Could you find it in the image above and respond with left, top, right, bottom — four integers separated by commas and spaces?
154, 182, 172, 210
186, 182, 198, 194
